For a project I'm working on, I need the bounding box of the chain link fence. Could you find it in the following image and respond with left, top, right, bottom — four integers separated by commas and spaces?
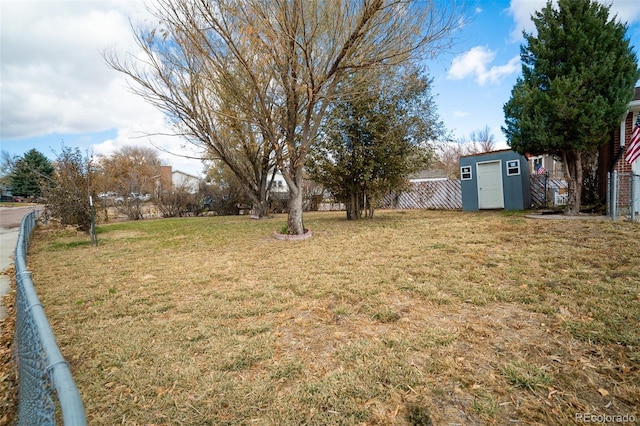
607, 172, 640, 221
13, 210, 86, 425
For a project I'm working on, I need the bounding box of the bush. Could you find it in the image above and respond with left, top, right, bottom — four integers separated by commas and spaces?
42, 147, 92, 232
153, 184, 199, 218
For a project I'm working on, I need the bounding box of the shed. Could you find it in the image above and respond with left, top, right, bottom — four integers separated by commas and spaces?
460, 149, 530, 211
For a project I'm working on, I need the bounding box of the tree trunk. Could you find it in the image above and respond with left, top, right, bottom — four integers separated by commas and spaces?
241, 180, 269, 219
244, 191, 267, 219
562, 148, 583, 215
254, 180, 271, 218
346, 190, 366, 220
366, 194, 375, 219
287, 186, 305, 234
346, 194, 354, 220
580, 150, 600, 206
251, 200, 268, 219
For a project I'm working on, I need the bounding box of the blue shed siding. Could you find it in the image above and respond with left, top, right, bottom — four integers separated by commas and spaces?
460, 156, 478, 211
460, 150, 530, 211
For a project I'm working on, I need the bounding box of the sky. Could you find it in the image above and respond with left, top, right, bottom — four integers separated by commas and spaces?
1, 0, 640, 178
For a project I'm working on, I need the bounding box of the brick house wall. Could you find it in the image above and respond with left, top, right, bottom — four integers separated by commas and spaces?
159, 165, 173, 192
618, 110, 637, 207
598, 87, 640, 206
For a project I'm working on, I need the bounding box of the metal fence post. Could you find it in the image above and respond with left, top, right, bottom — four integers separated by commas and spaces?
607, 172, 611, 217
632, 173, 638, 222
612, 170, 618, 220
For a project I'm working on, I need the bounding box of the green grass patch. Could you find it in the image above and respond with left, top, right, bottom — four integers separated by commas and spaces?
501, 361, 553, 391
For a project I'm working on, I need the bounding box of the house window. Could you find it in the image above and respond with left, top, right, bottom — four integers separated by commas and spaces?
460, 166, 472, 180
506, 160, 520, 176
532, 156, 543, 174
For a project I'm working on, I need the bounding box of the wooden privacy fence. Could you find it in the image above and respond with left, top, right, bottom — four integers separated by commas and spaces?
381, 180, 462, 210
529, 174, 568, 208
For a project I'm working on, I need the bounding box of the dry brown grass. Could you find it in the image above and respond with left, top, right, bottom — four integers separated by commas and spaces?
0, 267, 18, 426
7, 210, 640, 424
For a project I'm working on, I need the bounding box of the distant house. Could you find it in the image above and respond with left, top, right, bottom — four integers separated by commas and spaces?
153, 165, 201, 195
270, 171, 288, 194
0, 183, 11, 197
527, 154, 564, 178
409, 168, 448, 182
172, 170, 201, 194
157, 165, 173, 191
0, 183, 12, 201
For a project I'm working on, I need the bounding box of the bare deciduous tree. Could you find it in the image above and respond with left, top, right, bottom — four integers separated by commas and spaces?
95, 145, 162, 220
469, 126, 496, 153
107, 0, 462, 234
96, 146, 161, 195
437, 126, 496, 178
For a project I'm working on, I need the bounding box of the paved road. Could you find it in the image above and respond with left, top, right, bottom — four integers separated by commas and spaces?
0, 206, 41, 321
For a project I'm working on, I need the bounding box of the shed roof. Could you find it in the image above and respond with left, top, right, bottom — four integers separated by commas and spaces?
459, 148, 515, 159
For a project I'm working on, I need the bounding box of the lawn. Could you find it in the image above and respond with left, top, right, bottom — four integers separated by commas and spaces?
14, 210, 640, 424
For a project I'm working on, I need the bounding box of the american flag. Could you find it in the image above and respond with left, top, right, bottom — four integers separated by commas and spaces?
625, 114, 640, 164
536, 164, 546, 175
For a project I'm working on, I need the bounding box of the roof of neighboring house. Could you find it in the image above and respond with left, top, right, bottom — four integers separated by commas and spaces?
409, 169, 448, 180
172, 170, 201, 180
524, 153, 559, 160
630, 87, 640, 110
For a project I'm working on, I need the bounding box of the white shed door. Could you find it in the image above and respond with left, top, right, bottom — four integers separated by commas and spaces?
477, 161, 504, 209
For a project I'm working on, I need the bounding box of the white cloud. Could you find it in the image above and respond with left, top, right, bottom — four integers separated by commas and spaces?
0, 1, 147, 139
91, 125, 206, 176
453, 111, 469, 118
507, 0, 546, 41
508, 0, 640, 41
448, 46, 494, 81
481, 56, 521, 85
447, 47, 520, 85
607, 1, 640, 24
491, 125, 509, 150
0, 0, 204, 175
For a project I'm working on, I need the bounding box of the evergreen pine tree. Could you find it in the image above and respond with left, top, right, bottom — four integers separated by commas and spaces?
503, 0, 639, 214
10, 149, 54, 197
307, 70, 443, 219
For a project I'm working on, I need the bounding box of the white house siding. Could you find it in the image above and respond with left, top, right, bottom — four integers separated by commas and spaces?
172, 171, 200, 194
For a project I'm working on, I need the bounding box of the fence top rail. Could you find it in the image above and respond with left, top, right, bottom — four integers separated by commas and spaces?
15, 211, 87, 425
